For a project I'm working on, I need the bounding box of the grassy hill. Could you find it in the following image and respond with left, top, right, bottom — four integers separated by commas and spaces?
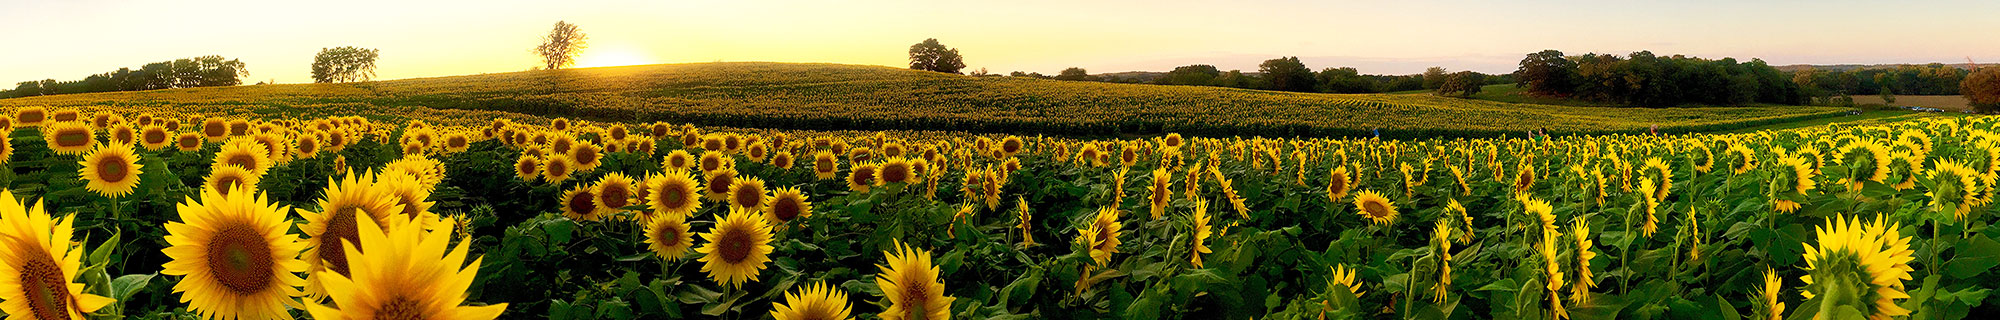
0, 62, 1851, 138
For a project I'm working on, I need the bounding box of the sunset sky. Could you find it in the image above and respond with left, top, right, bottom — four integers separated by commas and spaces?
4, 0, 1995, 85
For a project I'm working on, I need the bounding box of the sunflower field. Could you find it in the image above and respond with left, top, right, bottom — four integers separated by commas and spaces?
0, 103, 1993, 320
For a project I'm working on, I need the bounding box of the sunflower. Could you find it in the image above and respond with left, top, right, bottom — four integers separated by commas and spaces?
213, 138, 272, 178
1929, 159, 1980, 220
176, 132, 204, 152
1016, 197, 1035, 246
765, 187, 812, 225
813, 151, 840, 180
542, 155, 575, 184
1799, 214, 1914, 320
1326, 166, 1352, 203
1352, 190, 1398, 226
560, 186, 604, 222
875, 240, 954, 320
1077, 207, 1123, 266
642, 210, 695, 262
1773, 155, 1817, 214
298, 172, 402, 299
705, 169, 740, 202
569, 142, 603, 172
205, 164, 262, 197
664, 150, 695, 171
647, 169, 703, 220
78, 143, 143, 198
1840, 142, 1891, 190
42, 122, 95, 155
1759, 267, 1786, 320
728, 176, 769, 212
880, 157, 918, 185
513, 155, 541, 182
1636, 178, 1661, 238
1431, 218, 1453, 303
161, 185, 309, 320
1570, 219, 1597, 305
595, 172, 638, 218
0, 190, 115, 320
1644, 157, 1672, 202
385, 155, 446, 190
1888, 153, 1922, 191
1513, 161, 1538, 195
0, 137, 12, 166
1540, 227, 1567, 320
293, 132, 322, 159
847, 163, 879, 193
142, 125, 174, 150
771, 281, 853, 320
12, 107, 45, 127
699, 151, 731, 174
303, 210, 507, 320
695, 207, 775, 288
1728, 143, 1758, 174
1190, 199, 1212, 268
377, 171, 440, 230
1329, 264, 1366, 299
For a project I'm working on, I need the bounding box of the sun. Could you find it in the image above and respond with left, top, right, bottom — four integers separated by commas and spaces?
576, 47, 657, 68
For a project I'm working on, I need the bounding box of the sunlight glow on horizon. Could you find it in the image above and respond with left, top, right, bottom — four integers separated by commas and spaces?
3, 0, 1998, 85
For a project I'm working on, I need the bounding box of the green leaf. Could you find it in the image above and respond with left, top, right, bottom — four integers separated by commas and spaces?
109, 273, 156, 302
544, 219, 575, 244
1946, 235, 2000, 279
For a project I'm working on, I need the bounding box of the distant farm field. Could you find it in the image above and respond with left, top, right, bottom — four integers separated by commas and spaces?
0, 62, 1850, 138
1852, 94, 1971, 111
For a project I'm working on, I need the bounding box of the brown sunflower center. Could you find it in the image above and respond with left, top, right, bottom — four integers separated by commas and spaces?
732, 186, 762, 208
20, 249, 74, 320
770, 197, 801, 222
708, 175, 735, 195
881, 164, 910, 183
601, 184, 631, 208
207, 222, 276, 295
145, 130, 167, 144
1363, 201, 1391, 218
900, 271, 931, 315
214, 175, 246, 196
95, 156, 129, 183
55, 130, 91, 147
226, 153, 258, 170
204, 123, 226, 137
717, 225, 754, 263
516, 160, 537, 176
659, 184, 689, 209
373, 296, 428, 320
319, 208, 364, 277
815, 158, 834, 172
653, 224, 682, 247
568, 190, 598, 217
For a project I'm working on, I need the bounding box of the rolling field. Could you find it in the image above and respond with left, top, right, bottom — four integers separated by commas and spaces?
0, 62, 1850, 138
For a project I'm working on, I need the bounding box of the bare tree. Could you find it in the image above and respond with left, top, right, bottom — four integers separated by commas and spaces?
536, 21, 589, 70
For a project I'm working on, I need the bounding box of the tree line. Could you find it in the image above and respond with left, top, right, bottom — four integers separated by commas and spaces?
1515, 50, 1804, 106
999, 59, 1511, 97
2, 56, 247, 98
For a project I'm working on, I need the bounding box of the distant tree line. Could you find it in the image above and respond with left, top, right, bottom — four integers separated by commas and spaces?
1790, 64, 1969, 98
1005, 57, 1509, 96
1515, 50, 1803, 106
1, 56, 247, 98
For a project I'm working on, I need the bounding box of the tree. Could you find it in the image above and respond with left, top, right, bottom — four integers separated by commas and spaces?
1055, 67, 1091, 81
1315, 67, 1376, 93
1258, 57, 1315, 92
1515, 50, 1576, 96
1161, 65, 1221, 86
312, 47, 381, 83
907, 38, 965, 74
535, 21, 588, 70
1422, 67, 1449, 90
1437, 71, 1485, 97
1965, 67, 2000, 113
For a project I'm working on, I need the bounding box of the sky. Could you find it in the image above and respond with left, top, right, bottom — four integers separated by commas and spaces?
3, 0, 1997, 85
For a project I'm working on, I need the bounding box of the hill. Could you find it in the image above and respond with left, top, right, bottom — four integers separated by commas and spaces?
0, 62, 1850, 138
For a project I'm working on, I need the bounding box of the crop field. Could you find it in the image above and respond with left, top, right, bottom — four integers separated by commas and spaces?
0, 63, 1853, 139
0, 97, 1989, 320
